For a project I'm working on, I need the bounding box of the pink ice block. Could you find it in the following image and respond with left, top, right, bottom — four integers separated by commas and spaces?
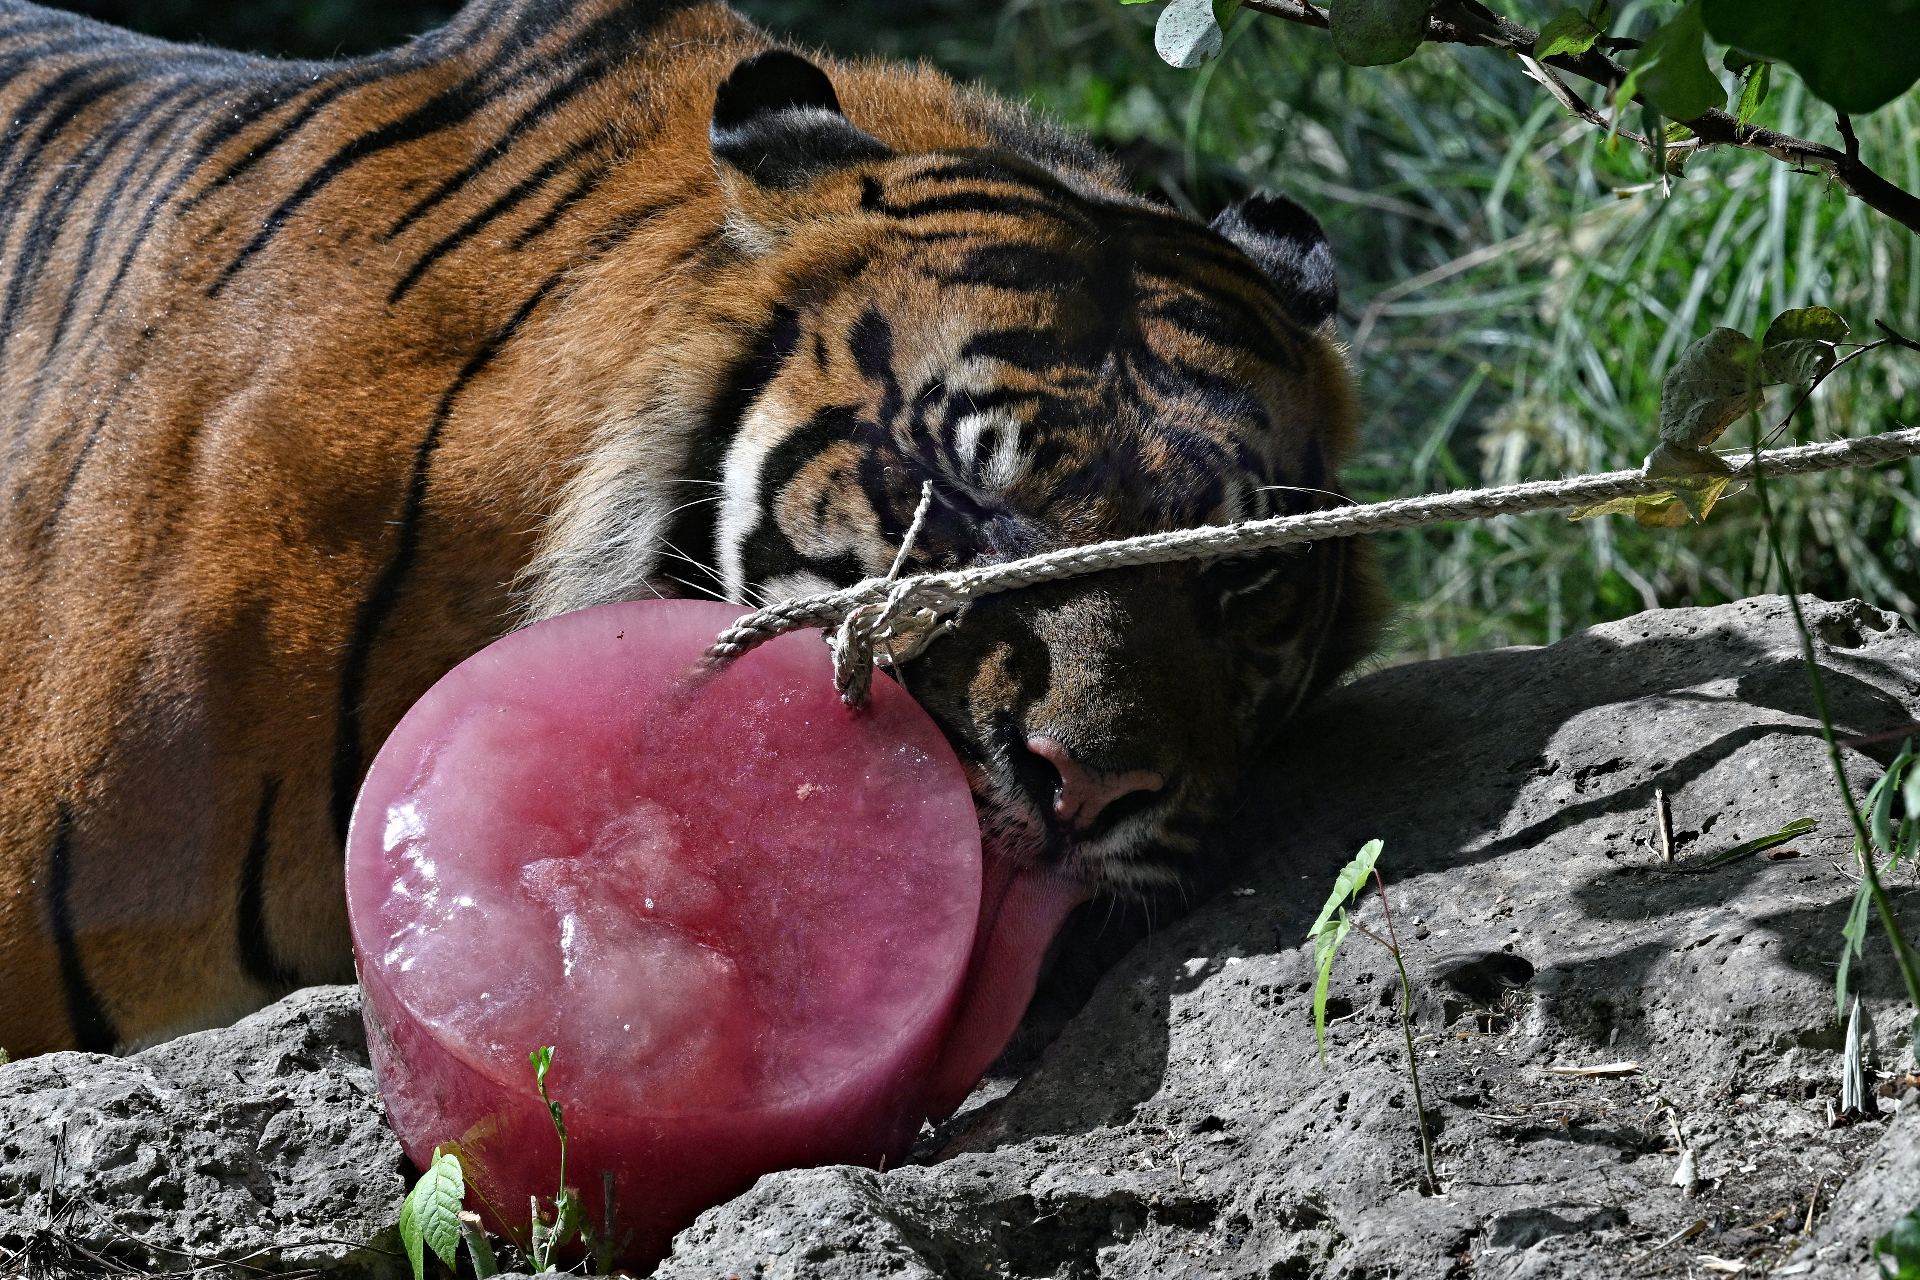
346, 600, 982, 1266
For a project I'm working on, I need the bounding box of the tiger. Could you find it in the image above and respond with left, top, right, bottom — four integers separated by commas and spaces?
0, 0, 1385, 1061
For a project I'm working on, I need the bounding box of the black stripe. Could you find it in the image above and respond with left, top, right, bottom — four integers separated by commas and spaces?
236, 777, 297, 990
208, 79, 491, 298
44, 80, 221, 355
383, 51, 620, 240
958, 327, 1064, 373
0, 35, 136, 90
46, 805, 118, 1054
1143, 294, 1297, 373
860, 177, 1091, 228
0, 76, 199, 365
386, 131, 603, 305
181, 66, 406, 213
0, 57, 146, 192
328, 271, 567, 846
904, 155, 1071, 192
738, 405, 863, 591
37, 399, 116, 539
209, 0, 658, 297
1131, 239, 1281, 298
90, 77, 314, 323
925, 241, 1090, 295
658, 303, 804, 596
508, 161, 607, 250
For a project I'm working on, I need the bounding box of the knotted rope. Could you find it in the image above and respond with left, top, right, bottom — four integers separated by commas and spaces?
699, 426, 1920, 705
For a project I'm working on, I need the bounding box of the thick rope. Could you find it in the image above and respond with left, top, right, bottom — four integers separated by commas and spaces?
699, 426, 1920, 704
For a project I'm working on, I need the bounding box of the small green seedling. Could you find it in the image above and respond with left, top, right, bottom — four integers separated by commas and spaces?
1306, 839, 1439, 1193
528, 1045, 586, 1273
393, 1046, 626, 1277
399, 1145, 496, 1280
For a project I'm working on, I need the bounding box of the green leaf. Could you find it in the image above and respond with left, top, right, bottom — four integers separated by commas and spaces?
1625, 3, 1724, 123
1902, 755, 1920, 864
1759, 307, 1848, 385
1765, 306, 1850, 346
1634, 496, 1693, 528
542, 1187, 585, 1263
1721, 48, 1771, 75
1155, 0, 1223, 67
1644, 442, 1734, 523
531, 1046, 567, 1144
1307, 839, 1383, 1062
1838, 877, 1874, 1020
1660, 327, 1764, 450
1874, 1198, 1920, 1279
1703, 0, 1920, 116
1734, 60, 1770, 126
1330, 0, 1430, 68
1211, 0, 1242, 30
400, 1148, 466, 1280
1870, 744, 1915, 863
1676, 816, 1817, 872
1567, 492, 1691, 526
1535, 7, 1602, 59
1569, 494, 1643, 520
1310, 910, 1353, 1062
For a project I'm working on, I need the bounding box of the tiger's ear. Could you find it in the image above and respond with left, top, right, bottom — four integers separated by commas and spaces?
1211, 194, 1338, 331
710, 50, 892, 188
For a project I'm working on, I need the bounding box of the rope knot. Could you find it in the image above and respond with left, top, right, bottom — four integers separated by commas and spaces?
827, 483, 951, 707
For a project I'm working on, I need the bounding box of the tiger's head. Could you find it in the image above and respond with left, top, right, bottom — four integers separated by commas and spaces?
523, 48, 1385, 904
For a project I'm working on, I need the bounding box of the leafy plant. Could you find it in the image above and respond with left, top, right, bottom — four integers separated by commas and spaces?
392, 1046, 623, 1278
1702, 0, 1920, 116
1738, 381, 1920, 1053
399, 1147, 495, 1280
528, 1045, 587, 1273
1057, 0, 1917, 663
1534, 0, 1608, 61
1567, 305, 1860, 528
1616, 2, 1722, 125
1306, 839, 1438, 1193
1837, 740, 1920, 1022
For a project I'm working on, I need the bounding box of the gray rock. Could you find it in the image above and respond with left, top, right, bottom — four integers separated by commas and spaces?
0, 984, 405, 1276
658, 597, 1920, 1278
12, 597, 1920, 1278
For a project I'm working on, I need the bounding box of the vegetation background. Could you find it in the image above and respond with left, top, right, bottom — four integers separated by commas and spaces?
52, 0, 1920, 663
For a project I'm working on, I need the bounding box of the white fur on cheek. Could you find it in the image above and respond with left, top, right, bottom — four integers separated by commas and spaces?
716, 392, 798, 604
761, 570, 838, 602
952, 408, 1026, 491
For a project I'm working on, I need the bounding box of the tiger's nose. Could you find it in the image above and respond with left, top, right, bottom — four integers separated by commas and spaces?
1024, 736, 1165, 833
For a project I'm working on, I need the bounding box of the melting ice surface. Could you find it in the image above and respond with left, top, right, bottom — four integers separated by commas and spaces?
346, 599, 981, 1264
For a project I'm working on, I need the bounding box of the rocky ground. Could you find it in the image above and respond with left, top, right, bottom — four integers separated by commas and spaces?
7, 595, 1920, 1278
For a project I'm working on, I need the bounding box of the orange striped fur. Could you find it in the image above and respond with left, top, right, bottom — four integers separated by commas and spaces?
0, 0, 1381, 1056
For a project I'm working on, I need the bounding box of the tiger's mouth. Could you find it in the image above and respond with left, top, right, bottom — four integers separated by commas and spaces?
910, 711, 1187, 1120
945, 715, 1190, 893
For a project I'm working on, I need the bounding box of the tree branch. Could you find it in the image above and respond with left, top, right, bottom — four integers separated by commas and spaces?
1238, 0, 1920, 234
